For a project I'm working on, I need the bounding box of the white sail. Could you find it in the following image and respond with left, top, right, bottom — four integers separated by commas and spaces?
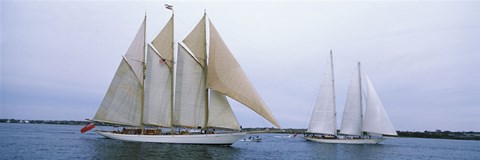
94, 58, 143, 126
362, 75, 397, 136
124, 18, 146, 85
182, 15, 206, 67
152, 16, 174, 69
206, 20, 281, 128
339, 64, 363, 136
174, 43, 206, 128
144, 15, 174, 127
93, 19, 146, 126
208, 90, 241, 130
143, 45, 172, 127
307, 52, 336, 135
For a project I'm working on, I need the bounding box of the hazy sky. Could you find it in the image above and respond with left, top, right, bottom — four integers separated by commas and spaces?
1, 0, 479, 131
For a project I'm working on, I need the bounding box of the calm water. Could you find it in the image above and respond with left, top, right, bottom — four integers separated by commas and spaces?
1, 123, 479, 160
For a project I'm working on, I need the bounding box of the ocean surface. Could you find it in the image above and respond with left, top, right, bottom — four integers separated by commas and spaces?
1, 123, 479, 160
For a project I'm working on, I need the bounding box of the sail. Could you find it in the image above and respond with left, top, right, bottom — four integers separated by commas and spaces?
307, 53, 337, 135
93, 19, 145, 126
151, 15, 174, 69
143, 45, 172, 127
182, 15, 206, 67
174, 43, 206, 128
362, 75, 398, 136
339, 65, 363, 136
208, 90, 241, 130
206, 21, 281, 128
93, 58, 143, 126
124, 18, 146, 85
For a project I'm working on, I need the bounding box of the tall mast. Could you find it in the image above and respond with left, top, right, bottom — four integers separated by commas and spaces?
140, 14, 147, 132
170, 10, 175, 131
330, 50, 337, 135
203, 10, 209, 130
358, 62, 363, 136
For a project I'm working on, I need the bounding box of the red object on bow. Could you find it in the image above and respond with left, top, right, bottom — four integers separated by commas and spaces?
80, 122, 95, 133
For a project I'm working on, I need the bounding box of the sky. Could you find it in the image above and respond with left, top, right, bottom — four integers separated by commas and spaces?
1, 0, 479, 131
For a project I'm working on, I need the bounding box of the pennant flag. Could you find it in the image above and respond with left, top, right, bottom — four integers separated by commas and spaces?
165, 4, 173, 10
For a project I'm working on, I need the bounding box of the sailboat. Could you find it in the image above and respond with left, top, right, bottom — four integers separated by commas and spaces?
304, 51, 397, 144
90, 8, 280, 145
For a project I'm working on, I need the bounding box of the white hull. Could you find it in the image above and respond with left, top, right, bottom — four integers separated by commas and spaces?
304, 136, 384, 144
96, 131, 246, 145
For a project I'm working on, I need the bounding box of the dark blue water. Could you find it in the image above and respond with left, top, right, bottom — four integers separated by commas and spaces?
1, 123, 479, 160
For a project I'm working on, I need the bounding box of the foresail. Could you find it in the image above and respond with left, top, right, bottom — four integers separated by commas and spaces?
207, 21, 281, 128
339, 66, 363, 136
362, 75, 397, 136
143, 45, 172, 127
152, 15, 174, 69
174, 43, 206, 128
182, 15, 206, 67
208, 90, 241, 130
94, 58, 143, 126
93, 18, 145, 127
124, 18, 146, 85
307, 53, 337, 135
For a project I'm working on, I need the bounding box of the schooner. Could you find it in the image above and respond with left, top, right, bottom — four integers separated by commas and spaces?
91, 8, 280, 145
304, 51, 397, 144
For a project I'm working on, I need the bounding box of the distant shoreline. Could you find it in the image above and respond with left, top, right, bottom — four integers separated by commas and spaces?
1, 119, 479, 140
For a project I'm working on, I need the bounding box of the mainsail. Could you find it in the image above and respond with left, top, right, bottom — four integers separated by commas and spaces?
93, 18, 146, 126
174, 43, 207, 128
182, 15, 206, 67
339, 63, 363, 136
307, 52, 337, 135
143, 44, 172, 127
362, 75, 397, 136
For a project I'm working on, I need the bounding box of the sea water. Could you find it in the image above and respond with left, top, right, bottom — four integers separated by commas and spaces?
1, 123, 479, 160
